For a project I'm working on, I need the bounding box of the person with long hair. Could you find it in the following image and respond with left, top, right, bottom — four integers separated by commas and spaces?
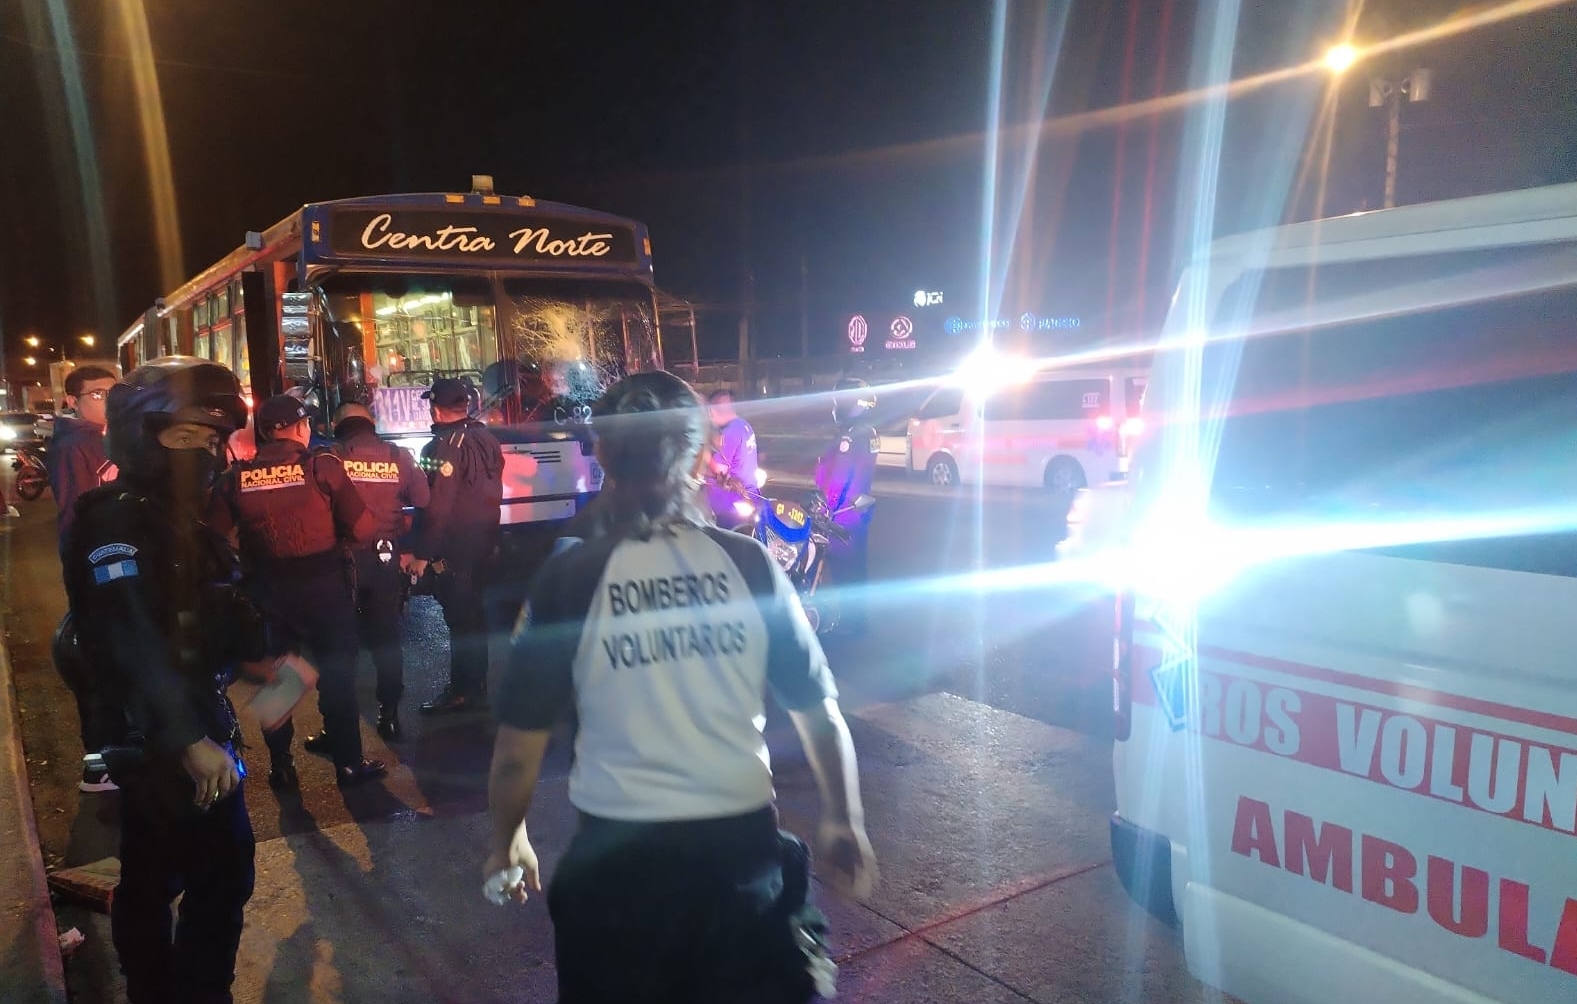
483, 370, 876, 1003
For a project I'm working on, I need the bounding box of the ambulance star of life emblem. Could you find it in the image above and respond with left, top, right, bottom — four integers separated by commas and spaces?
1149, 659, 1190, 732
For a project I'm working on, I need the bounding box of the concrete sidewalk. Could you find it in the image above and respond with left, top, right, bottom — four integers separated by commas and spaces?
49, 690, 1215, 1003
0, 638, 68, 1004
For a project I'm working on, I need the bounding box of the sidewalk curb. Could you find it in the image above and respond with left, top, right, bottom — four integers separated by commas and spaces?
0, 640, 69, 1004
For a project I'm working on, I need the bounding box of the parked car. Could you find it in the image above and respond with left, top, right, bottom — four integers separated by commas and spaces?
0, 412, 42, 453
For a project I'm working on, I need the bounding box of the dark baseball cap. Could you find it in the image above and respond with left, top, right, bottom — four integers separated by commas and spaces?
421, 377, 474, 410
256, 394, 311, 432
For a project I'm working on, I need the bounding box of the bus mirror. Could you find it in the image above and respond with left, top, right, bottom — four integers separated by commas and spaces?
281, 291, 318, 381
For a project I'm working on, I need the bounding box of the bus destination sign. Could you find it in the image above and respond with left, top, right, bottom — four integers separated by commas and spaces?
325, 209, 640, 267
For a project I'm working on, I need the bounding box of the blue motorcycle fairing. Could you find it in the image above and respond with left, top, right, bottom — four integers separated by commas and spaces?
760, 500, 811, 545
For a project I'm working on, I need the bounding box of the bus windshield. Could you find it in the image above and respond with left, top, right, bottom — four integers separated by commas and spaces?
496, 277, 659, 425
319, 273, 657, 435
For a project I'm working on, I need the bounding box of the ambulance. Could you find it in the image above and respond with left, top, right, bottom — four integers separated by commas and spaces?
905, 364, 1148, 492
1109, 182, 1577, 1004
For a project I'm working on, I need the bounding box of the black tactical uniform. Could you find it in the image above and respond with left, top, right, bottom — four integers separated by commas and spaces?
209, 395, 383, 788
333, 410, 430, 739
415, 377, 503, 713
62, 358, 263, 1004
813, 379, 879, 634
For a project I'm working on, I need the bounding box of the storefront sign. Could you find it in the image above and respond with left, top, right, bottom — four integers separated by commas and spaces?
846, 313, 919, 353
941, 313, 1082, 335
1020, 312, 1082, 331
886, 316, 917, 350
847, 315, 869, 353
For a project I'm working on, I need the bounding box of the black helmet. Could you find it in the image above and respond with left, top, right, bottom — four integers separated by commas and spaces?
106, 356, 249, 473
832, 377, 876, 426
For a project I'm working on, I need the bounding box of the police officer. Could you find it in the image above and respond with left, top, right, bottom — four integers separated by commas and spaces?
62, 357, 264, 1004
408, 377, 504, 715
209, 394, 386, 788
332, 402, 430, 740
813, 377, 880, 635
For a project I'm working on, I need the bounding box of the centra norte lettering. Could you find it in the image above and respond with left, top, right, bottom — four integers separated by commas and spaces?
239, 464, 305, 489
608, 573, 730, 615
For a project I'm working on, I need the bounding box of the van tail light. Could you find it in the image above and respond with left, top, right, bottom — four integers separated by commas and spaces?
1095, 414, 1115, 431
1113, 587, 1135, 741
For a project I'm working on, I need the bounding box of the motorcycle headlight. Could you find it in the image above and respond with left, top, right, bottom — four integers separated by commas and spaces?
762, 526, 800, 570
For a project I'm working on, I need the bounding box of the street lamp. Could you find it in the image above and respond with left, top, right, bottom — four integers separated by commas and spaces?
24, 335, 41, 349
23, 356, 37, 367
1369, 70, 1431, 209
80, 334, 96, 349
1323, 43, 1430, 210
1324, 44, 1358, 74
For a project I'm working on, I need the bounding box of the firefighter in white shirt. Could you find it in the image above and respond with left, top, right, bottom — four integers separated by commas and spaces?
482, 370, 876, 1004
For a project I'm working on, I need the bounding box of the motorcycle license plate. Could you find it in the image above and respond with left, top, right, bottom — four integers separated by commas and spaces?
774, 501, 807, 529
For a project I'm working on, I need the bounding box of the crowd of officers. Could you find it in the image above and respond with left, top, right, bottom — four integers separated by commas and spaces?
46, 357, 878, 1004
52, 362, 505, 1002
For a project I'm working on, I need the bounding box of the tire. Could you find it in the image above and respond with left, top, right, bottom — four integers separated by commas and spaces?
925, 453, 959, 488
803, 604, 823, 634
16, 469, 46, 501
1044, 457, 1085, 496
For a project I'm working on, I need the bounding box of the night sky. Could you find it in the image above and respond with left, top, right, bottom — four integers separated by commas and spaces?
3, 0, 1575, 381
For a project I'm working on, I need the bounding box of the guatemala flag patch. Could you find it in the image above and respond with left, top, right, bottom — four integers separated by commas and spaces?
92, 560, 140, 584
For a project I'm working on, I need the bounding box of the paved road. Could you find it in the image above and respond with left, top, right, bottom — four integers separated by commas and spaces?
1, 465, 1229, 1003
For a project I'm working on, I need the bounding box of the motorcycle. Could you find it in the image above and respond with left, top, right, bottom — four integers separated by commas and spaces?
718, 473, 874, 634
11, 443, 48, 502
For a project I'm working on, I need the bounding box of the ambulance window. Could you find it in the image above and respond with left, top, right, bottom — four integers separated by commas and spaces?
986, 378, 1107, 421
917, 387, 964, 420
1203, 242, 1577, 576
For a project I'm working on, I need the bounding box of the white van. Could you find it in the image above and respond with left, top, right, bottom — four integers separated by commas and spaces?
906, 366, 1148, 491
1109, 182, 1577, 1004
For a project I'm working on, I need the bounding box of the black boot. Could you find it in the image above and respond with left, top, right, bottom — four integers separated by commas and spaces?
268, 756, 299, 791
419, 687, 486, 716
302, 731, 334, 756
336, 758, 388, 788
377, 705, 402, 742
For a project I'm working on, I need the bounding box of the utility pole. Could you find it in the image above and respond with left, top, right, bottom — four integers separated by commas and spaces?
1369, 69, 1431, 209
737, 271, 754, 372
799, 256, 809, 359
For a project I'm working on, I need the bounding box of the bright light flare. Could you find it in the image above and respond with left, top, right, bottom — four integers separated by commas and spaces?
1324, 43, 1358, 74
754, 468, 769, 489
23, 356, 37, 367
954, 346, 1037, 397
24, 336, 40, 348
733, 500, 756, 519
1096, 415, 1115, 431
1121, 417, 1145, 437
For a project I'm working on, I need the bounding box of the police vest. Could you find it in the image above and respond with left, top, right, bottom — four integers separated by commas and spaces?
334, 437, 406, 541
228, 447, 339, 564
